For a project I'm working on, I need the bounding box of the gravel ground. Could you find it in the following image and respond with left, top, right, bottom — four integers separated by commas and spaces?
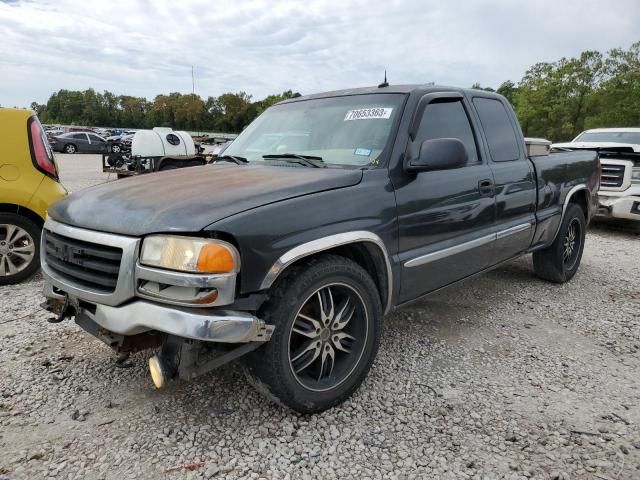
1, 154, 639, 479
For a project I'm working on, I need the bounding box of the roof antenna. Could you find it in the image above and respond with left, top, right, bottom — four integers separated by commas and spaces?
378, 70, 389, 88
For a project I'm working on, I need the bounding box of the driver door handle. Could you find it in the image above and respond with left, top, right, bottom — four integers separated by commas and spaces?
478, 179, 495, 197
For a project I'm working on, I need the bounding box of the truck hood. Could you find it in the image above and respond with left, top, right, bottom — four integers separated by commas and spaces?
553, 141, 640, 153
48, 164, 363, 236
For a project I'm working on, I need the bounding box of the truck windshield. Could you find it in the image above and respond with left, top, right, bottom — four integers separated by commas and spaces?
223, 93, 405, 167
574, 131, 640, 145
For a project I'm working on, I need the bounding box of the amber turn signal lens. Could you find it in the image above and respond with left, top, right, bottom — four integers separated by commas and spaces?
197, 243, 235, 273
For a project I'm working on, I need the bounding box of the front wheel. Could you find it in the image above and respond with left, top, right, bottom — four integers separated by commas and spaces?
0, 214, 41, 285
244, 255, 382, 413
533, 203, 586, 283
110, 143, 121, 154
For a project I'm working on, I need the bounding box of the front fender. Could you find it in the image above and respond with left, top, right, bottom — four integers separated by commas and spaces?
205, 169, 399, 305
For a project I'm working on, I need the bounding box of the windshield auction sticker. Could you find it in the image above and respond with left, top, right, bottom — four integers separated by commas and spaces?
344, 108, 393, 121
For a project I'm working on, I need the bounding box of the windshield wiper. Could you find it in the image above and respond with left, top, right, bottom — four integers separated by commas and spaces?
210, 155, 248, 165
262, 153, 326, 168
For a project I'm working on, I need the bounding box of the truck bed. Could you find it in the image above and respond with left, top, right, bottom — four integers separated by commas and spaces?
529, 149, 600, 250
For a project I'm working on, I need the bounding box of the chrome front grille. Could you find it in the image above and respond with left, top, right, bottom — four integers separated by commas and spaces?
44, 230, 122, 292
600, 164, 626, 188
41, 219, 140, 306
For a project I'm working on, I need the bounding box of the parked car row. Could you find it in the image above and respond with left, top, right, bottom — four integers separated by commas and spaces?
50, 131, 109, 154
48, 131, 138, 154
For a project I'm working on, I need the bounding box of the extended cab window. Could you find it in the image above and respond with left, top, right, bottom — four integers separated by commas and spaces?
415, 100, 479, 165
473, 98, 520, 162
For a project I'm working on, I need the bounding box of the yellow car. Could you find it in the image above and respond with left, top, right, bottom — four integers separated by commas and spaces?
0, 108, 68, 284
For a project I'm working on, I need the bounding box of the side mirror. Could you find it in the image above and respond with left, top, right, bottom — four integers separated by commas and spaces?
406, 138, 467, 173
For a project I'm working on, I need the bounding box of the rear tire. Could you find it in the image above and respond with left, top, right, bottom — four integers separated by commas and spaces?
533, 203, 586, 283
0, 214, 41, 285
64, 144, 76, 154
244, 255, 382, 413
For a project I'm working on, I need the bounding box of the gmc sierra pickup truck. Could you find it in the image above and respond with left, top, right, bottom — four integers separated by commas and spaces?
554, 128, 640, 223
41, 85, 599, 413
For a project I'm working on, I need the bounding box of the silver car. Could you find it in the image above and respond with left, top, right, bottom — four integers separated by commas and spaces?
51, 132, 109, 154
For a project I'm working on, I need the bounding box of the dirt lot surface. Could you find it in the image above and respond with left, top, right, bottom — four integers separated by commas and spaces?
1, 154, 639, 479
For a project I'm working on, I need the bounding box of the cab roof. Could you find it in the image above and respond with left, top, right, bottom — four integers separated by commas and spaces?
279, 84, 498, 104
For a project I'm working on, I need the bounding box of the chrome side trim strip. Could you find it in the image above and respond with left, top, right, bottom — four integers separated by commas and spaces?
259, 231, 393, 315
404, 233, 495, 268
404, 223, 532, 269
496, 223, 532, 240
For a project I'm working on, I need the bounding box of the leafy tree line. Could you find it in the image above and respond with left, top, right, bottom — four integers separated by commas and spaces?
471, 41, 639, 141
30, 41, 638, 140
30, 90, 297, 133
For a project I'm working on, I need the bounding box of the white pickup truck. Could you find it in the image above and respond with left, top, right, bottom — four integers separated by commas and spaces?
554, 128, 640, 223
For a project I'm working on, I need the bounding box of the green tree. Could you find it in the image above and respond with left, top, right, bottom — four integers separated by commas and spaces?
215, 92, 252, 132
173, 94, 206, 132
119, 96, 148, 128
471, 83, 495, 92
586, 41, 640, 128
496, 81, 518, 107
514, 51, 603, 141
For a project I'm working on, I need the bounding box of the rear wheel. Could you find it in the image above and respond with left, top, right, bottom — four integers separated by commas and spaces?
64, 143, 76, 154
110, 143, 122, 154
533, 203, 586, 283
0, 214, 41, 285
244, 255, 382, 413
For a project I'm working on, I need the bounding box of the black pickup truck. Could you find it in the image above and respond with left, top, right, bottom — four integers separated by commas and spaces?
41, 84, 599, 413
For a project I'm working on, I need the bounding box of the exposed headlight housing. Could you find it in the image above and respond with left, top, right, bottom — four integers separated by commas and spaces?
140, 235, 240, 274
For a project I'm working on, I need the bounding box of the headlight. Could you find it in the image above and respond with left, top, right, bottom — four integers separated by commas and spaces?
632, 167, 640, 184
140, 235, 239, 273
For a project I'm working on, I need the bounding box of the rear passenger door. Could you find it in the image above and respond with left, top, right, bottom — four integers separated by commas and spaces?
470, 95, 536, 265
394, 94, 497, 303
72, 133, 89, 151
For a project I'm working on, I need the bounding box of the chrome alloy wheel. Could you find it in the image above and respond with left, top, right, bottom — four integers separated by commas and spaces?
562, 218, 581, 270
288, 283, 368, 392
0, 224, 36, 277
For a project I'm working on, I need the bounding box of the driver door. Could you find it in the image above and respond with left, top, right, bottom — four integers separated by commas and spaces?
394, 94, 497, 303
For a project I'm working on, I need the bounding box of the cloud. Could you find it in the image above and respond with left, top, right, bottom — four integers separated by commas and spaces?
0, 0, 638, 107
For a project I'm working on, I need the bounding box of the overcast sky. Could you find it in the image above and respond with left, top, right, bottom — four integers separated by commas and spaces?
1, 0, 639, 108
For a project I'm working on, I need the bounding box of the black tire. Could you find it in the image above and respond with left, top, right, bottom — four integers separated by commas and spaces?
64, 143, 76, 154
533, 203, 586, 283
110, 144, 121, 154
244, 254, 382, 413
0, 213, 41, 285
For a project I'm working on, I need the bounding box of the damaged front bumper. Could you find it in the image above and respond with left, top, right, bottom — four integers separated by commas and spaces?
42, 280, 273, 344
39, 218, 274, 387
597, 183, 640, 221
